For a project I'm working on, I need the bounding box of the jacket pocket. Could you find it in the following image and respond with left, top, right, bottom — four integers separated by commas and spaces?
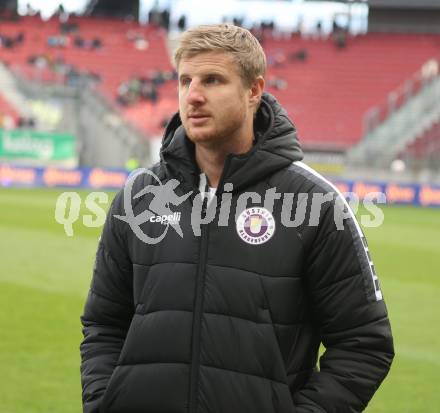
99, 366, 126, 412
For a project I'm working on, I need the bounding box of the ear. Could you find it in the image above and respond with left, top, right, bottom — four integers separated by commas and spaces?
248, 76, 265, 110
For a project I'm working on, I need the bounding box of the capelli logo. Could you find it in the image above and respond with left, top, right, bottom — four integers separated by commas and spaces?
148, 212, 182, 225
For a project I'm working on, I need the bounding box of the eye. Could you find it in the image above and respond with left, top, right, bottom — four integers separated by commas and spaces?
180, 77, 191, 87
205, 76, 220, 85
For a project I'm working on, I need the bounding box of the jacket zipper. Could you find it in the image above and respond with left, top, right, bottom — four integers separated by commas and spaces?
189, 195, 210, 413
216, 155, 232, 195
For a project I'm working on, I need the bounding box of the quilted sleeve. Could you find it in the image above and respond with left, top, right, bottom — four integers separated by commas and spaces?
293, 199, 394, 413
80, 191, 134, 413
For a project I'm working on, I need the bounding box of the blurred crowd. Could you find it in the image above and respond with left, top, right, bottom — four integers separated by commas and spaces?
0, 113, 36, 130
117, 69, 177, 106
0, 31, 24, 49
27, 54, 101, 87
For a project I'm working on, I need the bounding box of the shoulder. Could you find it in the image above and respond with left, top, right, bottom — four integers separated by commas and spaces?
269, 160, 343, 199
286, 161, 339, 194
271, 161, 362, 238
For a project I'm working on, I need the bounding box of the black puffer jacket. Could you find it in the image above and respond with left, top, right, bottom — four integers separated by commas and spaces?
80, 93, 394, 413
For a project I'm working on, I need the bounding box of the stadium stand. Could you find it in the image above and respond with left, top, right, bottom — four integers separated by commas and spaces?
1, 15, 440, 152
347, 57, 440, 170
0, 15, 173, 134
262, 33, 440, 148
403, 119, 440, 166
0, 92, 18, 128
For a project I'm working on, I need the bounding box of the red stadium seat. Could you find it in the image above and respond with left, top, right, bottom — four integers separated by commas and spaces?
404, 121, 440, 160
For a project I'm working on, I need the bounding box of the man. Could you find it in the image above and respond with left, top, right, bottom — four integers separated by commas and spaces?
80, 24, 394, 413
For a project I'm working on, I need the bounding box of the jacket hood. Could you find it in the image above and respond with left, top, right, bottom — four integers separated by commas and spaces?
160, 92, 303, 192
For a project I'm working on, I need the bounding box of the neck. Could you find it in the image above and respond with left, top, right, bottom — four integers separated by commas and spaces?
195, 134, 254, 188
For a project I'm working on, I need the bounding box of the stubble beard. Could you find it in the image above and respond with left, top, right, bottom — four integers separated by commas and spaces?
185, 109, 248, 150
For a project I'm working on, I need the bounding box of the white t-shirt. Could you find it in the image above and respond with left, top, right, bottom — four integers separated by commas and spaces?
207, 186, 217, 205
199, 173, 217, 206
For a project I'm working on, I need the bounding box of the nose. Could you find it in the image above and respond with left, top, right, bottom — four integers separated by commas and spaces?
186, 79, 206, 106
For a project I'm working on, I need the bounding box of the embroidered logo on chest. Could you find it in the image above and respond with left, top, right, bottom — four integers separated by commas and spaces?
236, 207, 275, 245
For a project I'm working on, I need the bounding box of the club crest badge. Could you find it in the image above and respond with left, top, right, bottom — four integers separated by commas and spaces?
236, 207, 275, 245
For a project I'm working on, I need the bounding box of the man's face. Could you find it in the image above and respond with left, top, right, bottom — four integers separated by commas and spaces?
178, 51, 253, 146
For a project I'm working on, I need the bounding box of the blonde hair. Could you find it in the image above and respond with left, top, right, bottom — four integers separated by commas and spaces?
174, 24, 266, 87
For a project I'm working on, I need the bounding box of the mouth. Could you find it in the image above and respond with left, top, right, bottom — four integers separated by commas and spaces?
188, 114, 210, 119
188, 114, 210, 125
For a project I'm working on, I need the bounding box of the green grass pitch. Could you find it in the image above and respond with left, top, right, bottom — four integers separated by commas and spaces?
0, 187, 439, 412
